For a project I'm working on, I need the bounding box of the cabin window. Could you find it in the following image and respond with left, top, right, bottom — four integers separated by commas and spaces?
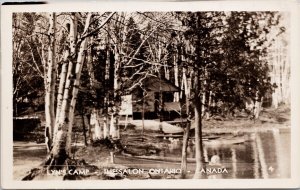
154, 92, 174, 103
163, 92, 174, 102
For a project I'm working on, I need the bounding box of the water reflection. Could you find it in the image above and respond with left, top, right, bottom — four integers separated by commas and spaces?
200, 131, 290, 178
120, 130, 290, 179
231, 147, 237, 178
256, 134, 269, 178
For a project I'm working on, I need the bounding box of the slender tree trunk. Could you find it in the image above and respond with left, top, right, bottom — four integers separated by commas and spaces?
109, 13, 129, 140
158, 73, 163, 132
201, 68, 207, 117
282, 43, 290, 103
86, 36, 96, 99
116, 116, 120, 139
45, 13, 57, 152
164, 63, 170, 80
83, 114, 92, 144
142, 91, 145, 139
104, 98, 110, 138
201, 92, 206, 117
84, 115, 92, 144
114, 13, 129, 138
193, 99, 205, 178
55, 50, 69, 134
193, 24, 205, 177
104, 43, 111, 138
110, 46, 120, 139
181, 67, 191, 178
81, 113, 88, 146
206, 90, 212, 120
253, 90, 262, 119
271, 40, 280, 108
56, 13, 78, 129
85, 37, 98, 141
14, 91, 18, 116
103, 122, 108, 139
174, 54, 179, 102
109, 115, 116, 137
93, 109, 103, 140
66, 13, 92, 153
181, 121, 190, 178
90, 109, 98, 140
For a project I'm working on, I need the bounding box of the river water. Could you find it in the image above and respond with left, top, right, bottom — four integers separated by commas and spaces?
116, 129, 291, 179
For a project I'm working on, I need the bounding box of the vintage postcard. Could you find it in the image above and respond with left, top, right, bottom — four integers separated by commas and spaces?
1, 0, 300, 189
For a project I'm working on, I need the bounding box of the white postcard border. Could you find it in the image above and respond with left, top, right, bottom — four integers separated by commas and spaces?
1, 1, 300, 189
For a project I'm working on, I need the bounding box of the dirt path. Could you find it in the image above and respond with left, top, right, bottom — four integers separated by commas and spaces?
13, 142, 47, 180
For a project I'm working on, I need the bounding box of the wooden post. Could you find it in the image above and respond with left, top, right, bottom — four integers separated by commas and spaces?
110, 152, 114, 164
142, 91, 145, 140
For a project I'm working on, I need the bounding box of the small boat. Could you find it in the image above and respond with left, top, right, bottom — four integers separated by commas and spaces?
204, 136, 248, 146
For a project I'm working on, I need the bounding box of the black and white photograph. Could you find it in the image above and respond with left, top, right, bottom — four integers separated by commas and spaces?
1, 1, 300, 189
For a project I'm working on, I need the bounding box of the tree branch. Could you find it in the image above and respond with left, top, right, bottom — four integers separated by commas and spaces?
128, 72, 150, 91
27, 40, 44, 78
122, 55, 165, 67
79, 12, 116, 41
125, 26, 160, 66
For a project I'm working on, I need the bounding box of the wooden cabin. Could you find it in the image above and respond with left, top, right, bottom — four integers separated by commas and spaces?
120, 76, 181, 120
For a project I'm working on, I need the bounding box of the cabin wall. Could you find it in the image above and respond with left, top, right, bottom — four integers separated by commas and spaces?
132, 91, 155, 113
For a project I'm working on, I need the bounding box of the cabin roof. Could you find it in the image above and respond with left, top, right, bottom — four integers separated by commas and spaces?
129, 75, 180, 92
81, 75, 181, 93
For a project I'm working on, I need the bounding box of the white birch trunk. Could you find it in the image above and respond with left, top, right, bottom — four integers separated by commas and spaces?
271, 40, 283, 108
110, 47, 119, 139
253, 90, 262, 119
45, 13, 57, 152
104, 98, 110, 139
206, 91, 212, 120
90, 109, 103, 140
109, 114, 116, 137
201, 68, 207, 117
104, 43, 111, 138
66, 13, 92, 152
201, 92, 206, 117
180, 67, 189, 99
56, 14, 78, 128
55, 50, 69, 132
86, 36, 95, 89
103, 121, 109, 139
81, 115, 91, 144
48, 14, 78, 166
173, 54, 179, 102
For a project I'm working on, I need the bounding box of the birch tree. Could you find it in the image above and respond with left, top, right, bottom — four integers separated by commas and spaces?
44, 12, 116, 168
44, 13, 57, 151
